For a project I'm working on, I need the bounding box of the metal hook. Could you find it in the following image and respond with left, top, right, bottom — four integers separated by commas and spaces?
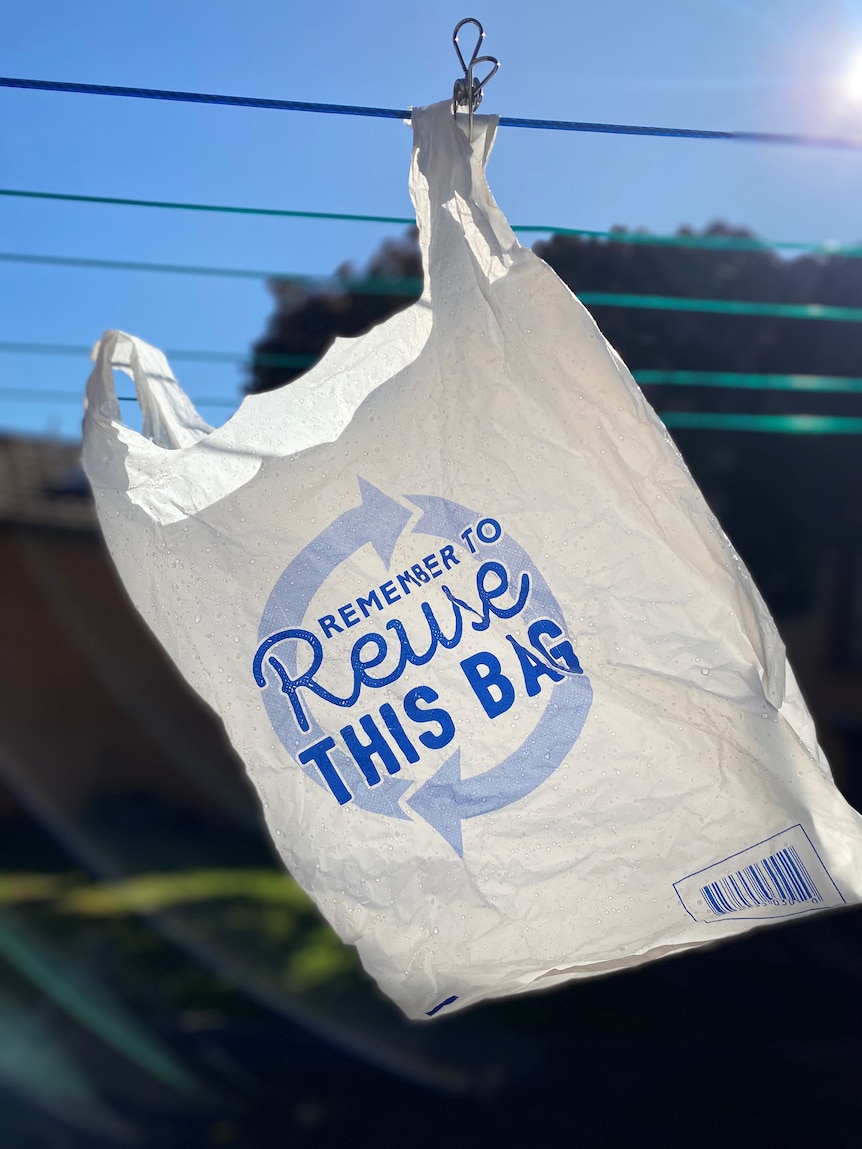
452, 17, 499, 142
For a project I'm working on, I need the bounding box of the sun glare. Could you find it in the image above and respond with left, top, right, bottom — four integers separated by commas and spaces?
842, 52, 862, 100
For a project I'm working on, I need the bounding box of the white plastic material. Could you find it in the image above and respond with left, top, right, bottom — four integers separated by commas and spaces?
82, 101, 862, 1020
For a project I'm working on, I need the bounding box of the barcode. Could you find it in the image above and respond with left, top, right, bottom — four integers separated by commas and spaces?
699, 845, 822, 915
674, 825, 844, 923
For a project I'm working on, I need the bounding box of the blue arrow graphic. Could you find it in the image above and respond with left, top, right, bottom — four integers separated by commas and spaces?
407, 494, 560, 623
259, 477, 411, 639
406, 492, 593, 852
256, 477, 413, 819
257, 483, 593, 840
407, 672, 593, 855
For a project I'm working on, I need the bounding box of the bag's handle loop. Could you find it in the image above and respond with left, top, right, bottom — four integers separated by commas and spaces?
85, 330, 212, 450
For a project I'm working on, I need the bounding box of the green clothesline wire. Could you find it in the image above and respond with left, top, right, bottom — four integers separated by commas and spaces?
0, 342, 315, 368
0, 252, 422, 295
0, 187, 413, 226
635, 370, 862, 393
1, 270, 862, 333
579, 292, 862, 322
3, 366, 862, 435
7, 250, 862, 320
660, 413, 862, 433
3, 259, 862, 320
0, 386, 236, 406
3, 186, 862, 259
4, 346, 862, 385
0, 386, 856, 435
6, 372, 862, 404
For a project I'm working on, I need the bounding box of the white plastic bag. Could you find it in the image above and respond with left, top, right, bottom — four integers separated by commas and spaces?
82, 101, 862, 1020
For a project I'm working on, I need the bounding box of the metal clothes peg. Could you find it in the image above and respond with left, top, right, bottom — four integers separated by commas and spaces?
452, 17, 499, 141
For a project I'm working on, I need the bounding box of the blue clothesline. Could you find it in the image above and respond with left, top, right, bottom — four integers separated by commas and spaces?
4, 76, 862, 151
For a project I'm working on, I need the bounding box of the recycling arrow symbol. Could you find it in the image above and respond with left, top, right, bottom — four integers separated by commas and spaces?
254, 479, 592, 852
255, 478, 414, 819
403, 494, 592, 854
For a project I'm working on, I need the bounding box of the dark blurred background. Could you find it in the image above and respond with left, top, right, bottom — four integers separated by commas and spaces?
2, 228, 861, 1148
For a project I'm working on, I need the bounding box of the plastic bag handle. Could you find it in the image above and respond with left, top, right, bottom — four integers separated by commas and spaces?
85, 330, 212, 450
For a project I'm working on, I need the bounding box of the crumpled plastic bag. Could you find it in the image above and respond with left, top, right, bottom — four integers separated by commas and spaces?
82, 100, 862, 1020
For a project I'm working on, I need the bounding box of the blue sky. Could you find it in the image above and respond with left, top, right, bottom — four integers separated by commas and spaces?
3, 0, 862, 438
